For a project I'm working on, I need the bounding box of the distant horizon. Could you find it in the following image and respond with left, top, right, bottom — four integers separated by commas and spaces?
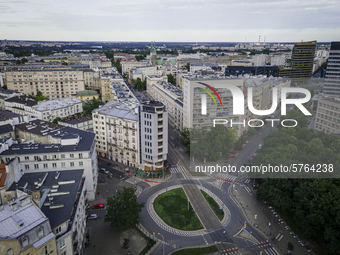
0, 39, 334, 44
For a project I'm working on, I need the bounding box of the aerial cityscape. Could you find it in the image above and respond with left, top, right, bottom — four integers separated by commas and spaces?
0, 1, 340, 255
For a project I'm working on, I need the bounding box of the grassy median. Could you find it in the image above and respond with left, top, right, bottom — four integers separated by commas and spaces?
172, 245, 218, 255
154, 188, 203, 231
200, 190, 224, 221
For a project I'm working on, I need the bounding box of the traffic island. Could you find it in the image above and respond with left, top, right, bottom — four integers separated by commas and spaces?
154, 188, 204, 231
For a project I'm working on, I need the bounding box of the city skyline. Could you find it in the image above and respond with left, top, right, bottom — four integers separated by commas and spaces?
1, 0, 340, 42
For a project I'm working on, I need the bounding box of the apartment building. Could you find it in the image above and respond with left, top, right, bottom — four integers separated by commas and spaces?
92, 101, 140, 167
121, 61, 149, 76
146, 76, 183, 130
139, 101, 168, 172
323, 42, 340, 96
73, 90, 99, 101
182, 75, 245, 137
6, 170, 87, 255
314, 97, 340, 135
5, 69, 85, 99
83, 69, 100, 90
31, 98, 83, 121
100, 74, 123, 102
58, 115, 93, 132
0, 88, 23, 109
129, 65, 157, 81
0, 127, 98, 200
270, 55, 286, 66
5, 95, 38, 116
252, 54, 268, 66
0, 196, 57, 255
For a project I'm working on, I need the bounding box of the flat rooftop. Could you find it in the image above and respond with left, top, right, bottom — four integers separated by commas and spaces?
33, 98, 81, 112
93, 101, 139, 121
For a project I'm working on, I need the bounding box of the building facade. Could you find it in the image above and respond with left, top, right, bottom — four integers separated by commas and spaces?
323, 42, 340, 96
5, 69, 85, 99
314, 97, 340, 135
139, 101, 168, 172
146, 76, 183, 130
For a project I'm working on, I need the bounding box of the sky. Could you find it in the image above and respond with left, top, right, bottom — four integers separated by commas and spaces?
1, 0, 340, 43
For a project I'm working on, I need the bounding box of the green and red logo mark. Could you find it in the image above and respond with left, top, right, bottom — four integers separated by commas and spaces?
196, 82, 223, 107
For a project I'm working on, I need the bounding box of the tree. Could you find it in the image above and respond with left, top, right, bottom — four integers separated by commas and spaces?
167, 73, 176, 86
111, 58, 122, 73
136, 78, 143, 91
35, 91, 49, 101
52, 117, 61, 124
185, 63, 190, 71
247, 128, 257, 136
288, 242, 294, 251
83, 97, 104, 115
104, 186, 145, 231
1, 85, 7, 90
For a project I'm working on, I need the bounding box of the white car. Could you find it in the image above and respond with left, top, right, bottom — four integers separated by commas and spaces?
99, 168, 109, 174
88, 214, 98, 220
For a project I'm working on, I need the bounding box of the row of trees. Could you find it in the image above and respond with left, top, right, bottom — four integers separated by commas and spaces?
254, 110, 340, 253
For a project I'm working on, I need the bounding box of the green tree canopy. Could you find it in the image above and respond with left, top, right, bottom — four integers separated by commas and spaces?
167, 73, 176, 86
83, 97, 104, 115
104, 186, 145, 231
52, 117, 61, 124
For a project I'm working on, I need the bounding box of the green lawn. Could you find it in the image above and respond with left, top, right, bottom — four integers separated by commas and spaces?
172, 245, 218, 255
154, 188, 203, 231
306, 86, 323, 91
190, 171, 206, 176
200, 190, 224, 221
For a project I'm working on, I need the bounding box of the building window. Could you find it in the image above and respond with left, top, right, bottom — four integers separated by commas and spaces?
61, 154, 65, 158
61, 162, 66, 168
25, 156, 29, 160
49, 244, 53, 253
34, 164, 39, 169
43, 163, 48, 168
70, 154, 74, 158
55, 226, 62, 234
37, 227, 44, 238
22, 237, 29, 247
70, 162, 74, 167
52, 163, 57, 168
6, 249, 13, 255
79, 153, 83, 159
25, 165, 29, 170
59, 239, 66, 249
79, 162, 83, 166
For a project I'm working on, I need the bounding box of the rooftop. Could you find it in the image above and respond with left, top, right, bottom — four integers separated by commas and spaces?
1, 126, 95, 155
8, 170, 84, 229
74, 90, 98, 97
0, 124, 13, 135
0, 196, 48, 239
58, 115, 92, 125
15, 120, 62, 136
94, 101, 139, 121
5, 96, 38, 107
154, 81, 183, 102
0, 109, 21, 122
32, 98, 81, 112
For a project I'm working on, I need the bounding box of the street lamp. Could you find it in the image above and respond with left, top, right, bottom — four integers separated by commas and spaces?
158, 233, 165, 255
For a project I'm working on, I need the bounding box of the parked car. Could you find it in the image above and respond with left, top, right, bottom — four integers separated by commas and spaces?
88, 214, 98, 220
229, 154, 236, 158
92, 203, 105, 209
107, 173, 113, 179
230, 151, 237, 155
99, 168, 109, 174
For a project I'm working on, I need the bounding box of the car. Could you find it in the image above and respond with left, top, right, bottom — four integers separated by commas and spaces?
251, 154, 256, 158
249, 157, 254, 161
293, 235, 297, 238
268, 206, 273, 209
99, 168, 109, 174
275, 214, 279, 217
285, 226, 290, 230
92, 203, 105, 209
290, 231, 295, 235
258, 144, 262, 149
107, 173, 113, 179
229, 154, 236, 158
230, 151, 237, 154
88, 214, 98, 220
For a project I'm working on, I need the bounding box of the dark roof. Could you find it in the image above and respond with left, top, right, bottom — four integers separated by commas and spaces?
0, 126, 95, 155
5, 96, 38, 107
15, 120, 63, 136
8, 170, 84, 229
0, 124, 13, 135
0, 109, 21, 121
58, 116, 92, 125
330, 42, 340, 51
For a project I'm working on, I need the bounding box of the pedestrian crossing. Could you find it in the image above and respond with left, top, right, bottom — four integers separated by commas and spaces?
170, 166, 185, 173
262, 247, 280, 255
221, 247, 239, 254
245, 179, 250, 184
125, 176, 142, 184
213, 173, 237, 183
244, 186, 252, 195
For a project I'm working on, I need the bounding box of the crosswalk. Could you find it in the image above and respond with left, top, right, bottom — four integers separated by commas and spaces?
244, 186, 252, 195
254, 241, 280, 255
262, 247, 280, 255
245, 179, 250, 184
170, 166, 185, 173
221, 247, 239, 254
213, 173, 237, 183
275, 233, 284, 241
